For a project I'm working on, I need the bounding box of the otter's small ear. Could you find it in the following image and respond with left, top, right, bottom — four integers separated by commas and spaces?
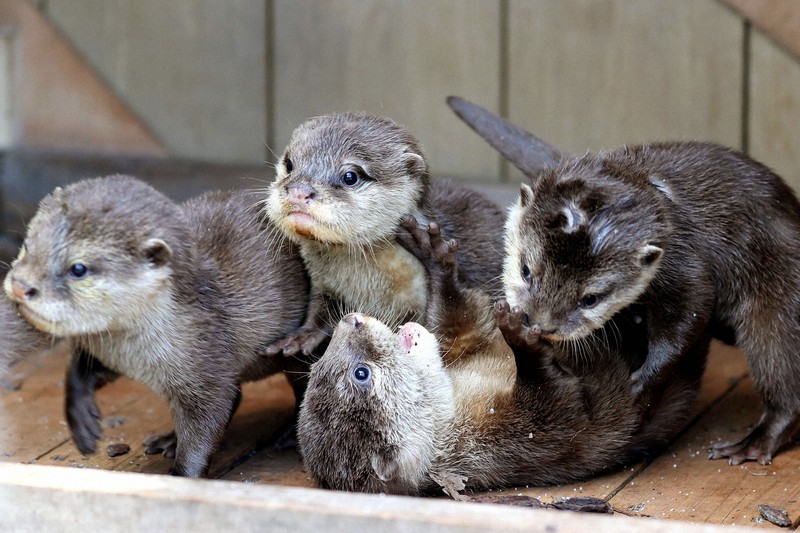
142, 238, 172, 267
403, 152, 426, 178
371, 449, 399, 482
519, 183, 534, 208
638, 244, 663, 268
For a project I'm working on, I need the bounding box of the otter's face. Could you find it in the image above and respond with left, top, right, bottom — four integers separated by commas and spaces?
266, 113, 428, 246
298, 313, 453, 494
503, 165, 664, 342
4, 192, 174, 337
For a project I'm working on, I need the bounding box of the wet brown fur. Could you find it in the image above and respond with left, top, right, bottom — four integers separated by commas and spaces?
503, 141, 800, 465
4, 175, 309, 477
297, 220, 697, 495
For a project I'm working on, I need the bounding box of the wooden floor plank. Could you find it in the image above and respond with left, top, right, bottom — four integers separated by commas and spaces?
3, 335, 788, 530
609, 375, 800, 527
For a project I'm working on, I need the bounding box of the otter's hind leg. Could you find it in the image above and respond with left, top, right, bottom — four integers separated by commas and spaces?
168, 384, 242, 477
709, 319, 800, 465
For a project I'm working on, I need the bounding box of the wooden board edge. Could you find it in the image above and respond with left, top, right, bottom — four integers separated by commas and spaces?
0, 463, 759, 532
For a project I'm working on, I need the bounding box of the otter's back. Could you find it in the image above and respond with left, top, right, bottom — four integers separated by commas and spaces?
181, 190, 309, 375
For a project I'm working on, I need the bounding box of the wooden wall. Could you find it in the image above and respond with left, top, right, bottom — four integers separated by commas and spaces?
32, 0, 800, 188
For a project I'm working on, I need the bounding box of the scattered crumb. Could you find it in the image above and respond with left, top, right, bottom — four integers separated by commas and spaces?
107, 443, 131, 458
101, 416, 127, 429
757, 504, 792, 528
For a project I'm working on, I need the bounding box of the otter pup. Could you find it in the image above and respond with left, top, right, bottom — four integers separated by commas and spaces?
448, 95, 800, 466
4, 175, 309, 477
297, 218, 698, 495
261, 112, 505, 357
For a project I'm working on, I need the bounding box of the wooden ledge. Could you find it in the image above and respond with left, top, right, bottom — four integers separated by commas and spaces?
0, 462, 758, 532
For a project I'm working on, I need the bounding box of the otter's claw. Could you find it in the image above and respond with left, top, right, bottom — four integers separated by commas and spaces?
495, 300, 540, 350
397, 215, 458, 271
66, 391, 103, 454
259, 328, 330, 357
144, 430, 177, 458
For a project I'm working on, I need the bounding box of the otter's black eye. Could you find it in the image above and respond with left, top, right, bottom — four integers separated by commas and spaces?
341, 170, 360, 187
69, 263, 88, 279
521, 264, 531, 283
284, 157, 293, 173
353, 365, 371, 383
578, 294, 599, 309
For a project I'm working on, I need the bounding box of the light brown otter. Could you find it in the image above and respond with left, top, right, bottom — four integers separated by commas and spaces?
448, 95, 800, 466
261, 112, 505, 357
297, 218, 698, 495
0, 299, 52, 374
4, 175, 309, 477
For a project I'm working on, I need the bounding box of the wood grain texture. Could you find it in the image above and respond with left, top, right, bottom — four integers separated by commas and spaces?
45, 0, 267, 163
272, 0, 502, 182
749, 30, 800, 188
507, 0, 743, 172
0, 0, 165, 155
718, 0, 800, 61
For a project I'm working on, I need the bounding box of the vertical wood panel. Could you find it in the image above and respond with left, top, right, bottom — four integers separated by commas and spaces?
45, 0, 267, 164
508, 0, 743, 164
749, 30, 800, 189
272, 0, 502, 182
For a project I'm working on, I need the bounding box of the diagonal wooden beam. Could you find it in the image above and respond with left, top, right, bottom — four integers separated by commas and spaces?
718, 0, 800, 61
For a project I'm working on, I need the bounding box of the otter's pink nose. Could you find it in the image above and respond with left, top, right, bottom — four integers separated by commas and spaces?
10, 278, 38, 301
343, 313, 365, 330
286, 185, 316, 205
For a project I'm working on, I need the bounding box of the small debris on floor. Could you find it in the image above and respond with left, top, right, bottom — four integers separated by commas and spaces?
470, 495, 612, 514
107, 443, 131, 458
757, 504, 792, 527
101, 416, 127, 429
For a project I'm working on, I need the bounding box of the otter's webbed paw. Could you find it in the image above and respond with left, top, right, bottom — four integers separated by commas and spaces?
258, 327, 330, 357
495, 300, 540, 351
144, 430, 178, 458
708, 408, 798, 466
66, 391, 103, 455
397, 215, 459, 276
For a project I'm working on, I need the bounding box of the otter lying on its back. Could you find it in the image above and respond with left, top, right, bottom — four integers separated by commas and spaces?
261, 112, 505, 357
297, 218, 698, 494
4, 176, 309, 477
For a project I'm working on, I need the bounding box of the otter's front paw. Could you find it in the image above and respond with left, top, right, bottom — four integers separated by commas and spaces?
144, 430, 177, 458
259, 328, 330, 357
495, 300, 541, 350
66, 393, 103, 454
397, 215, 458, 270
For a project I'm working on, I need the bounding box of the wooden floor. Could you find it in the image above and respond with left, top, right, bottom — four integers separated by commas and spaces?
1, 340, 798, 529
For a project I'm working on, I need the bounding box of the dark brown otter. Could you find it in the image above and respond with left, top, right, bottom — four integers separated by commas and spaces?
297, 218, 698, 495
261, 112, 505, 357
4, 175, 309, 477
448, 95, 800, 466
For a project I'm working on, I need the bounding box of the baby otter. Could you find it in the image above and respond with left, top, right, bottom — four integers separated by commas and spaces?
448, 95, 800, 466
297, 218, 698, 495
4, 175, 309, 477
261, 112, 505, 357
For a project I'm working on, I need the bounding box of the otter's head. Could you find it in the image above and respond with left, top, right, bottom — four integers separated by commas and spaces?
3, 175, 187, 337
503, 156, 666, 342
266, 112, 430, 246
298, 313, 453, 494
